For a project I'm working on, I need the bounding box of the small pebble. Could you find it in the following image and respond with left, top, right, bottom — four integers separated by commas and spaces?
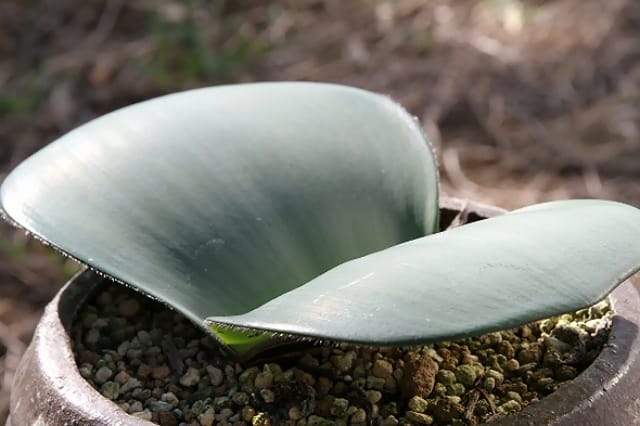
179, 367, 200, 387
405, 411, 434, 425
157, 411, 177, 426
366, 375, 386, 390
505, 391, 523, 403
217, 407, 234, 421
137, 330, 152, 346
85, 329, 100, 345
161, 392, 180, 407
254, 370, 273, 390
308, 415, 332, 425
487, 369, 505, 386
455, 364, 476, 387
484, 377, 496, 391
330, 398, 349, 416
331, 351, 355, 371
436, 369, 456, 386
113, 371, 130, 385
149, 400, 173, 412
198, 407, 215, 426
118, 299, 140, 317
497, 400, 522, 414
78, 363, 93, 379
94, 366, 113, 384
131, 387, 151, 400
131, 409, 153, 421
206, 365, 225, 386
100, 381, 119, 400
137, 363, 152, 378
372, 359, 393, 379
251, 412, 271, 426
556, 365, 578, 381
120, 377, 142, 394
260, 388, 275, 403
243, 406, 257, 422
152, 365, 171, 380
351, 408, 367, 423
117, 341, 130, 356
505, 359, 520, 373
213, 396, 232, 410
231, 391, 250, 406
316, 376, 333, 394
129, 401, 143, 413
447, 382, 465, 396
289, 406, 302, 420
94, 318, 110, 328
366, 390, 382, 404
382, 415, 399, 426
408, 396, 429, 413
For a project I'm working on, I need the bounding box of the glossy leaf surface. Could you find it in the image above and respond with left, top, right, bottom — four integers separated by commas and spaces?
207, 200, 640, 349
0, 82, 439, 338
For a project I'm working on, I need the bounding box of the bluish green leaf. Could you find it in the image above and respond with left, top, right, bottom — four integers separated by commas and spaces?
0, 82, 439, 357
207, 200, 640, 353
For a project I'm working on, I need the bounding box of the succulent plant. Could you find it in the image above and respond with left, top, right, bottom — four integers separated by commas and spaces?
2, 82, 640, 360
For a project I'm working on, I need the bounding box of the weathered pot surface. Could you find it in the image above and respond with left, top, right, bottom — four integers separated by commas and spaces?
9, 198, 640, 425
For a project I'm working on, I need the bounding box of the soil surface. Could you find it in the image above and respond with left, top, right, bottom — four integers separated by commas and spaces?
1, 1, 639, 423
72, 281, 612, 425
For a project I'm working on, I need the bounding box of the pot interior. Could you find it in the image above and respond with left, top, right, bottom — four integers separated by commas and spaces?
63, 200, 620, 426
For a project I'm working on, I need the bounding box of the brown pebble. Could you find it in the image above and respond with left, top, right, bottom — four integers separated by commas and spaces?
436, 348, 450, 359
78, 350, 100, 364
316, 377, 333, 395
152, 365, 171, 380
158, 411, 178, 426
401, 354, 438, 398
333, 381, 347, 395
315, 396, 333, 417
118, 299, 140, 317
405, 411, 434, 425
441, 359, 458, 372
137, 363, 152, 378
151, 387, 164, 399
114, 371, 130, 385
518, 346, 542, 365
498, 341, 516, 359
432, 398, 464, 424
461, 354, 478, 365
372, 360, 394, 379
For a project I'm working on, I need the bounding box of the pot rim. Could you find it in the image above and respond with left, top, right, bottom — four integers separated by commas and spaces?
10, 197, 640, 425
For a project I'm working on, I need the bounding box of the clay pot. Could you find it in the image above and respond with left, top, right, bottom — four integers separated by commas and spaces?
9, 198, 640, 425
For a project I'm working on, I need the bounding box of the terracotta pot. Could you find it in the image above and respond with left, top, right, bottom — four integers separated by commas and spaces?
9, 198, 640, 425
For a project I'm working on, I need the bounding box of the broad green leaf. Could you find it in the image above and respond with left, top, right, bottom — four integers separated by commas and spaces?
207, 200, 640, 352
0, 82, 439, 355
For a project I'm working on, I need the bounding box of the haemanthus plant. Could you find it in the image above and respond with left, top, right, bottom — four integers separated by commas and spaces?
2, 82, 640, 361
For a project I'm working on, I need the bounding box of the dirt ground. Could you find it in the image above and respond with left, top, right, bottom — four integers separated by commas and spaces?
0, 0, 639, 422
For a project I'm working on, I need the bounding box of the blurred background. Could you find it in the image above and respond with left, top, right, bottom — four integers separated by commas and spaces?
0, 0, 639, 421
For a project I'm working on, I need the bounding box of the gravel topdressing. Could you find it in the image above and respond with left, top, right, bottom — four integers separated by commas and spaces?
72, 282, 612, 426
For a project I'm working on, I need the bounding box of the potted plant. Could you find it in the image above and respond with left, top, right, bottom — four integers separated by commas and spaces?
2, 83, 640, 425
